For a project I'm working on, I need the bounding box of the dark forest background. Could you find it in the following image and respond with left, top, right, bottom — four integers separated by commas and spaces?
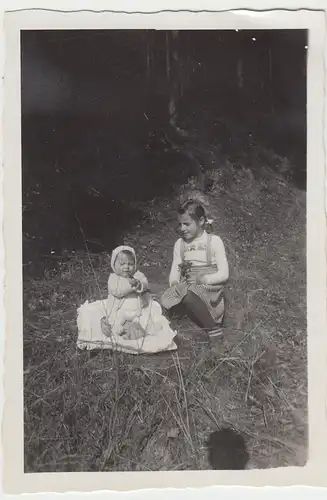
21, 30, 307, 274
22, 30, 308, 472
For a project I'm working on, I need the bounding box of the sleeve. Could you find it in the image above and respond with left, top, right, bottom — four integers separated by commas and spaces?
108, 273, 134, 298
169, 239, 182, 286
205, 235, 229, 285
134, 271, 149, 293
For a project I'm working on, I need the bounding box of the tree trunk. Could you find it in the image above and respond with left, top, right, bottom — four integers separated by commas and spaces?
268, 45, 274, 115
165, 31, 170, 83
167, 30, 189, 138
168, 30, 179, 123
237, 58, 243, 89
164, 32, 206, 190
145, 30, 151, 83
144, 30, 155, 125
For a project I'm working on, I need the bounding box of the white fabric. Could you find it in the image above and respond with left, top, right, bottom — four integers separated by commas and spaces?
107, 270, 149, 334
77, 298, 177, 354
77, 244, 177, 354
169, 231, 228, 286
108, 246, 148, 334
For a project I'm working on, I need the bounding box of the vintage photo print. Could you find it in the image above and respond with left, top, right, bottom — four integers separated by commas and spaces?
2, 7, 327, 494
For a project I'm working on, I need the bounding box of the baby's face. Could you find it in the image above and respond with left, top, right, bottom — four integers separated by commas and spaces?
115, 253, 135, 278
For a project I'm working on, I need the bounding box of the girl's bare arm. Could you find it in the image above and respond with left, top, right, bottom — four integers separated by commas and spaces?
169, 240, 182, 286
202, 236, 229, 285
134, 271, 149, 293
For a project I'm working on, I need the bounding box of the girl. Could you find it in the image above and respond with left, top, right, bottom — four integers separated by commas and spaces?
101, 245, 157, 340
77, 245, 177, 353
161, 200, 229, 346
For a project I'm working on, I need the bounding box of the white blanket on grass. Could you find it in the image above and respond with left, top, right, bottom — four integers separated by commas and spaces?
77, 298, 177, 354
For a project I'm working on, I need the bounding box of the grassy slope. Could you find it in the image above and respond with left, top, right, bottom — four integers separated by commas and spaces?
23, 148, 307, 472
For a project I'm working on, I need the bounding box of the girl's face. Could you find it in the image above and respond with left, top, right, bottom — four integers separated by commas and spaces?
115, 253, 135, 277
179, 212, 205, 242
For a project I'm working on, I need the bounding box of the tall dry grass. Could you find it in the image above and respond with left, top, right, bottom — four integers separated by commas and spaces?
24, 148, 307, 471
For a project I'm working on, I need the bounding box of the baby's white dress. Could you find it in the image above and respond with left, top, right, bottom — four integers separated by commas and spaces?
76, 270, 177, 354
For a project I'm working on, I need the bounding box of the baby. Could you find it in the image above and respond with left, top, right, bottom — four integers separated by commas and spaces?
101, 245, 151, 340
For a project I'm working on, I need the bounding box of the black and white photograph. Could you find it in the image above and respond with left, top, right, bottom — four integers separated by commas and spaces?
19, 25, 310, 475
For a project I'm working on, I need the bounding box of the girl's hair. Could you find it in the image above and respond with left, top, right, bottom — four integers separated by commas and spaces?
178, 199, 206, 221
178, 199, 214, 232
178, 199, 214, 233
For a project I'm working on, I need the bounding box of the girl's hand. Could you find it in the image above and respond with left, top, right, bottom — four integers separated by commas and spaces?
130, 279, 141, 289
178, 261, 192, 282
195, 274, 208, 285
134, 279, 142, 290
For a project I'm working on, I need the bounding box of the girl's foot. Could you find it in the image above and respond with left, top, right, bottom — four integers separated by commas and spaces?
208, 327, 224, 338
122, 321, 146, 341
89, 349, 102, 359
101, 317, 112, 338
208, 327, 224, 353
162, 307, 171, 320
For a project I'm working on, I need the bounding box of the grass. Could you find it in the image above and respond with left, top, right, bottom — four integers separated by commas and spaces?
23, 144, 307, 472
